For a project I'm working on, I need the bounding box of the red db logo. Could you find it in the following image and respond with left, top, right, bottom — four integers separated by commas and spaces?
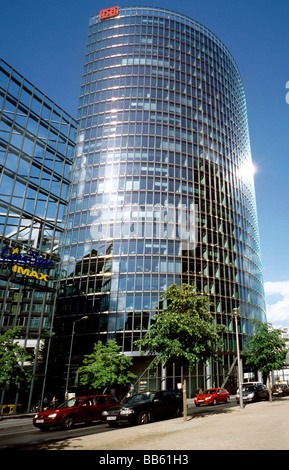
100, 6, 119, 20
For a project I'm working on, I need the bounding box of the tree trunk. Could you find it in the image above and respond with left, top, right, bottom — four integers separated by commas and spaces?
268, 372, 272, 402
182, 370, 187, 421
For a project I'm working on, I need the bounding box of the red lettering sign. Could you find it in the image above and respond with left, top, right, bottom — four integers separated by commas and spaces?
100, 6, 119, 20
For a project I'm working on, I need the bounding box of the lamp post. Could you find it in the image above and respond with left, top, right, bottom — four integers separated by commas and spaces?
233, 308, 243, 409
65, 316, 89, 398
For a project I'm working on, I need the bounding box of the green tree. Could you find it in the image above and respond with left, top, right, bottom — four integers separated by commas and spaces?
136, 284, 227, 420
0, 327, 33, 410
242, 320, 289, 401
78, 339, 137, 394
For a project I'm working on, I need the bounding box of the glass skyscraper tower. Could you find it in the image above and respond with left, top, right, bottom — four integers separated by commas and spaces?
57, 6, 266, 394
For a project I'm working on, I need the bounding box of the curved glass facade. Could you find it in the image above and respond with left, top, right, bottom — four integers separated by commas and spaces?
57, 7, 266, 392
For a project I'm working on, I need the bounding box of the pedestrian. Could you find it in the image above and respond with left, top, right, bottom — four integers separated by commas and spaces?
51, 395, 59, 409
43, 396, 49, 410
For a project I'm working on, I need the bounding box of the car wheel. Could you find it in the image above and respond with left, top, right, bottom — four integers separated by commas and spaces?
137, 411, 150, 425
213, 398, 217, 405
61, 415, 75, 430
226, 396, 230, 403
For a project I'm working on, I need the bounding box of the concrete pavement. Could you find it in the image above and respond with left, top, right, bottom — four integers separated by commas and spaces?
34, 396, 289, 451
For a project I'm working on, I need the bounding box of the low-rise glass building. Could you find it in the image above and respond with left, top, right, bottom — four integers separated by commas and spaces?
0, 58, 77, 411
56, 6, 266, 395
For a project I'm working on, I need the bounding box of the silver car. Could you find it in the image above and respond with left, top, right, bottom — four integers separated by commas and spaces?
236, 384, 269, 404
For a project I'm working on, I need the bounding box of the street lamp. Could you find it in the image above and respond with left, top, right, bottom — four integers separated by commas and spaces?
233, 308, 243, 409
65, 316, 89, 398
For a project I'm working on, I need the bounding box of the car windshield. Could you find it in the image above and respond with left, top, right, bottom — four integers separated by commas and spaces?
202, 389, 217, 394
58, 398, 85, 408
243, 385, 257, 392
124, 393, 155, 404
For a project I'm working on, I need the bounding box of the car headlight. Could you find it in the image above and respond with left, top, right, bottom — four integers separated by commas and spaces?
205, 396, 212, 401
120, 408, 135, 415
102, 411, 108, 415
247, 393, 254, 399
48, 413, 57, 418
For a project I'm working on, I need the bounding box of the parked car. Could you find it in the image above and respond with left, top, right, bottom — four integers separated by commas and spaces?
194, 388, 230, 406
272, 384, 289, 397
33, 394, 120, 431
236, 384, 269, 404
236, 382, 263, 393
102, 390, 183, 426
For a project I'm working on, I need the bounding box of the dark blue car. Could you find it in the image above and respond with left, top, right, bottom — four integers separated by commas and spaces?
102, 390, 183, 426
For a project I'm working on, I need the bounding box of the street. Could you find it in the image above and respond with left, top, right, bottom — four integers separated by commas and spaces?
0, 398, 236, 450
2, 397, 289, 451
0, 415, 113, 450
54, 396, 289, 451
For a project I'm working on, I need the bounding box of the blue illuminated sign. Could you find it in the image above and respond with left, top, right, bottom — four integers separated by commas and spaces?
0, 247, 54, 270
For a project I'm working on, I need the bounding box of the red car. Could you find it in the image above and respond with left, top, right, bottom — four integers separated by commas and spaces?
194, 388, 230, 406
33, 394, 120, 431
272, 384, 289, 397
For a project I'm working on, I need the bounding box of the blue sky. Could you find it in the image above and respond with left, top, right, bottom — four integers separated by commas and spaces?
1, 0, 289, 327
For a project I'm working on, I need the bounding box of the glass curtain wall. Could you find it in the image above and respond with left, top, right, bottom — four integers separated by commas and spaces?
57, 7, 266, 394
0, 58, 77, 411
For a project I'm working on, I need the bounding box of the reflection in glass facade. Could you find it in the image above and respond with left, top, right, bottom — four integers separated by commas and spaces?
57, 7, 266, 394
0, 58, 77, 409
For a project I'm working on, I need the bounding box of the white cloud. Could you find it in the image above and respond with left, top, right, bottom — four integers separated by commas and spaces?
264, 281, 289, 328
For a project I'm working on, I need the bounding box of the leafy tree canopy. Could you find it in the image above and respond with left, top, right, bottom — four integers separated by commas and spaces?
136, 284, 227, 370
243, 319, 289, 373
78, 339, 137, 392
0, 327, 33, 391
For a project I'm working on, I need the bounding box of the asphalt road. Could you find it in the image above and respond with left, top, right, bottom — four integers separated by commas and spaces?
1, 397, 289, 452
66, 396, 289, 452
0, 415, 113, 450
0, 399, 233, 450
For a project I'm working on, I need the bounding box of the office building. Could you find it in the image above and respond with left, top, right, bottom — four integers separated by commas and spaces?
0, 58, 77, 410
57, 6, 266, 394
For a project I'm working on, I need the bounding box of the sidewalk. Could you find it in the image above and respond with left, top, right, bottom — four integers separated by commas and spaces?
37, 397, 289, 451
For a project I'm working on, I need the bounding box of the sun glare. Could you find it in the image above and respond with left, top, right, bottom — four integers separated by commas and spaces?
238, 160, 257, 184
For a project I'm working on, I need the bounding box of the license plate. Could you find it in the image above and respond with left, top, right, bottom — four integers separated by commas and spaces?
36, 419, 44, 423
198, 400, 203, 403
107, 416, 117, 421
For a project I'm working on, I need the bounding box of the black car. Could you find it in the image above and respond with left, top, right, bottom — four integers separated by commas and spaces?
102, 390, 183, 426
236, 384, 269, 404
